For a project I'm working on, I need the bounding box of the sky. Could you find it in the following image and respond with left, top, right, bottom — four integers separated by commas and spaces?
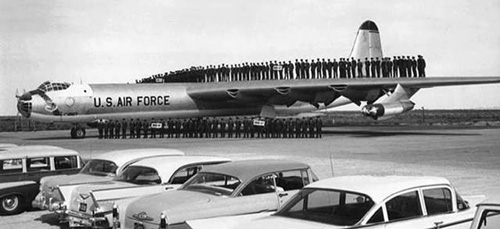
1, 0, 500, 116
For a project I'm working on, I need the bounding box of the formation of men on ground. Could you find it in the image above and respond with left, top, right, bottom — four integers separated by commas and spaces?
137, 55, 426, 83
96, 116, 323, 139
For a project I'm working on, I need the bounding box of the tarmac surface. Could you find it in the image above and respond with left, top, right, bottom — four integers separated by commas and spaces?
1, 126, 499, 229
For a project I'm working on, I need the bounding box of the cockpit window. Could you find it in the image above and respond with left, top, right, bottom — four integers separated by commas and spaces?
37, 81, 71, 92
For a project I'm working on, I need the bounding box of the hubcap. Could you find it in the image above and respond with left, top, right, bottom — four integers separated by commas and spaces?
2, 196, 19, 211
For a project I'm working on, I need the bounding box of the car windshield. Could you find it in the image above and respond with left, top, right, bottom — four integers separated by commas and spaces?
80, 159, 118, 176
181, 172, 241, 197
114, 166, 161, 185
276, 188, 374, 226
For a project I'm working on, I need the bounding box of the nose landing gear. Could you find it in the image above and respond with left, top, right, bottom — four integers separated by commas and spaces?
70, 126, 86, 139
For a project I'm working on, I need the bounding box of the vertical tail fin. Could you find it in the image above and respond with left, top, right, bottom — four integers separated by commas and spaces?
349, 20, 383, 60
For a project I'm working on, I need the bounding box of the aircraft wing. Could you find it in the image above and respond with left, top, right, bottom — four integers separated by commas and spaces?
187, 77, 500, 107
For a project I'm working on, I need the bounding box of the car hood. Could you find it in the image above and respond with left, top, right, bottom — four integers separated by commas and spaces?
126, 190, 215, 225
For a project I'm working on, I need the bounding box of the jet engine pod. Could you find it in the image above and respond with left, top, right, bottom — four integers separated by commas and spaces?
361, 101, 415, 120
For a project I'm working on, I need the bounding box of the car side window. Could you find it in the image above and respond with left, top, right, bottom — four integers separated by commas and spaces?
0, 159, 23, 174
386, 191, 422, 221
456, 192, 470, 211
27, 157, 50, 171
367, 207, 385, 224
478, 210, 500, 229
169, 165, 202, 184
54, 156, 78, 170
423, 188, 452, 215
241, 175, 280, 196
276, 170, 308, 191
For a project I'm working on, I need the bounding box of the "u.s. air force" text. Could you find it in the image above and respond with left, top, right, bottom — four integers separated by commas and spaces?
93, 95, 170, 108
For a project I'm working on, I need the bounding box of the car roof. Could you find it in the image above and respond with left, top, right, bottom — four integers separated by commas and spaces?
126, 155, 231, 181
89, 148, 185, 168
0, 145, 80, 159
200, 159, 310, 183
306, 176, 451, 203
0, 143, 17, 150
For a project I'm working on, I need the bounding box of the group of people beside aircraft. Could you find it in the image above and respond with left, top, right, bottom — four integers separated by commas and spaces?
96, 116, 323, 139
136, 55, 426, 83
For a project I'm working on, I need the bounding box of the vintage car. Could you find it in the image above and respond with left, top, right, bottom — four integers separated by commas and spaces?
124, 159, 318, 229
0, 145, 83, 215
32, 148, 185, 211
59, 155, 230, 228
190, 176, 483, 229
469, 197, 500, 229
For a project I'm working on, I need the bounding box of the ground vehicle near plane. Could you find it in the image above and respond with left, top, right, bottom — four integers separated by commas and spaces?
15, 21, 500, 139
469, 197, 500, 229
57, 155, 230, 228
0, 145, 83, 215
124, 159, 318, 229
32, 148, 184, 213
200, 176, 482, 229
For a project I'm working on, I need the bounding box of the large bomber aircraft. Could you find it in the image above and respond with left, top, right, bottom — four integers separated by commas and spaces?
16, 21, 500, 138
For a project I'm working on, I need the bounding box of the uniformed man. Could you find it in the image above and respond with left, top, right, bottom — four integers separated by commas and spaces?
399, 56, 407, 77
315, 117, 323, 138
321, 58, 327, 79
228, 118, 234, 138
332, 59, 339, 78
294, 59, 301, 79
310, 59, 316, 79
135, 118, 141, 138
392, 56, 398, 77
142, 120, 149, 138
114, 120, 121, 139
304, 59, 310, 79
387, 57, 393, 78
339, 58, 345, 78
417, 55, 426, 77
357, 59, 363, 77
316, 58, 322, 78
326, 59, 333, 78
108, 120, 114, 138
97, 120, 104, 139
350, 58, 357, 78
160, 119, 165, 138
288, 61, 294, 80
121, 118, 127, 139
370, 57, 376, 78
375, 57, 381, 78
364, 57, 371, 78
411, 56, 417, 78
345, 58, 351, 78
129, 119, 135, 139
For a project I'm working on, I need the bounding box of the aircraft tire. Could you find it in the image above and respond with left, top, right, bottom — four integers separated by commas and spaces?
70, 127, 86, 139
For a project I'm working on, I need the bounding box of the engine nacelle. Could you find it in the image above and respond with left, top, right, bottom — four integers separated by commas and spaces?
361, 101, 415, 120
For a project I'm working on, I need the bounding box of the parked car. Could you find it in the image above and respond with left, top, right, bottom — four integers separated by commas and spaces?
59, 155, 230, 228
469, 197, 500, 229
0, 145, 83, 215
32, 148, 185, 212
196, 176, 483, 229
124, 159, 318, 229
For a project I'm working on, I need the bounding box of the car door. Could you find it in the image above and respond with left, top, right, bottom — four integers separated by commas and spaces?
383, 188, 459, 229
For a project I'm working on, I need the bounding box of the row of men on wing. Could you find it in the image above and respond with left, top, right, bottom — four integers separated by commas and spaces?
96, 116, 323, 139
136, 55, 426, 83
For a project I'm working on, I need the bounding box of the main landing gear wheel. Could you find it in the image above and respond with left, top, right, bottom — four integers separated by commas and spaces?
0, 194, 22, 215
70, 127, 86, 139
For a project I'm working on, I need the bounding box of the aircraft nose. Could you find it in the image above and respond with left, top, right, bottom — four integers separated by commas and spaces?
17, 92, 32, 118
